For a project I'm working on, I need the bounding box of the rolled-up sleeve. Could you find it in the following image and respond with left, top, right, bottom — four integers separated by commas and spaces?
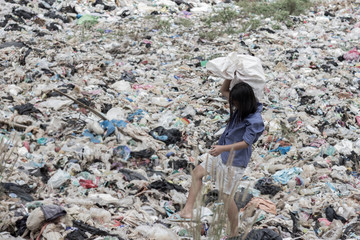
243, 118, 265, 145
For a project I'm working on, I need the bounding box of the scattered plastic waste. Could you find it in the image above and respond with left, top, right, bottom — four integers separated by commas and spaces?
1, 0, 360, 239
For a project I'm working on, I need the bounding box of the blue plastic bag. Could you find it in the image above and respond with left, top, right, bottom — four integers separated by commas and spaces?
100, 120, 128, 137
270, 146, 291, 155
272, 167, 303, 185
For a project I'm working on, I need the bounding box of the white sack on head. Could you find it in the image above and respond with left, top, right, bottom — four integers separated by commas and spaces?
206, 52, 266, 101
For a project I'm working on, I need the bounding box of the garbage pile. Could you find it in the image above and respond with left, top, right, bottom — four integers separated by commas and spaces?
1, 0, 360, 239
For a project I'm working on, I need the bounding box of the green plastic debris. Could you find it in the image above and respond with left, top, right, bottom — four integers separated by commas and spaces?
72, 179, 80, 186
104, 237, 119, 240
178, 229, 188, 236
37, 137, 47, 145
256, 214, 266, 222
26, 201, 43, 210
201, 60, 208, 67
324, 146, 336, 156
214, 115, 222, 121
127, 139, 137, 147
79, 171, 91, 180
77, 15, 98, 25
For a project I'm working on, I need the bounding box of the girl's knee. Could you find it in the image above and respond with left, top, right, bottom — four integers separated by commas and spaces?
192, 165, 205, 179
222, 194, 231, 202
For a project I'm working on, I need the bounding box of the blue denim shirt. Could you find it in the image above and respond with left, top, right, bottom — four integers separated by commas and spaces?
218, 103, 264, 167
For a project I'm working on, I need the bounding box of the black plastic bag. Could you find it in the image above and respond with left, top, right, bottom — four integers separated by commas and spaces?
13, 103, 40, 115
72, 220, 122, 239
131, 148, 155, 159
119, 169, 147, 181
148, 179, 186, 193
325, 205, 347, 224
1, 183, 34, 202
149, 126, 182, 145
254, 177, 282, 196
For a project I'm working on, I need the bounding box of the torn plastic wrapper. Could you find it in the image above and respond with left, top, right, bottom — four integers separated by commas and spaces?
113, 145, 131, 162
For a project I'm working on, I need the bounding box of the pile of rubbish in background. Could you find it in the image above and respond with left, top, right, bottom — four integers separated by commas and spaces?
0, 0, 360, 239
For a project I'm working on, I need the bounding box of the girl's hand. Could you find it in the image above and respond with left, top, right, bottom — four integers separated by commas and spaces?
210, 145, 224, 156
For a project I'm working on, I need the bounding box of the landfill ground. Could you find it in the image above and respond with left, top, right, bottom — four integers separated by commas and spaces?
1, 0, 360, 239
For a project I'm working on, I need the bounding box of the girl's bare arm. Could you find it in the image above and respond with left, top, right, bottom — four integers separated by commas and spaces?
210, 141, 249, 156
220, 79, 231, 100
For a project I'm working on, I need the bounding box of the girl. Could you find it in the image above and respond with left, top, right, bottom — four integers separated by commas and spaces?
169, 79, 265, 237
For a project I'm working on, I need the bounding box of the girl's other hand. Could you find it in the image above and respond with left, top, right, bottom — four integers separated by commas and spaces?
210, 145, 224, 156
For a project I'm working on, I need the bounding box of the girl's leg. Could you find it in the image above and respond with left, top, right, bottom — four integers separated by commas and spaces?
180, 165, 206, 218
223, 194, 239, 237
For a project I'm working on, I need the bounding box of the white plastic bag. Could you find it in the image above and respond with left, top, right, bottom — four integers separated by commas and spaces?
135, 224, 179, 240
206, 52, 266, 100
90, 207, 112, 223
48, 170, 71, 189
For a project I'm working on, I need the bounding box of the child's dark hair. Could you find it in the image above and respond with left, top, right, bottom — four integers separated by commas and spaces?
229, 81, 257, 122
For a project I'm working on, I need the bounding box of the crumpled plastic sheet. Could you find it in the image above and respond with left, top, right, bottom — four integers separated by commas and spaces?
228, 228, 283, 240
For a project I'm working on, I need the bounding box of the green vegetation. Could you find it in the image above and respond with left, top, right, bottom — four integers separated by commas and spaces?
199, 29, 222, 41
209, 7, 240, 27
72, 0, 313, 44
80, 21, 98, 42
240, 18, 261, 32
272, 23, 282, 30
237, 0, 313, 25
202, 7, 240, 32
175, 18, 193, 28
155, 18, 172, 33
198, 0, 313, 41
